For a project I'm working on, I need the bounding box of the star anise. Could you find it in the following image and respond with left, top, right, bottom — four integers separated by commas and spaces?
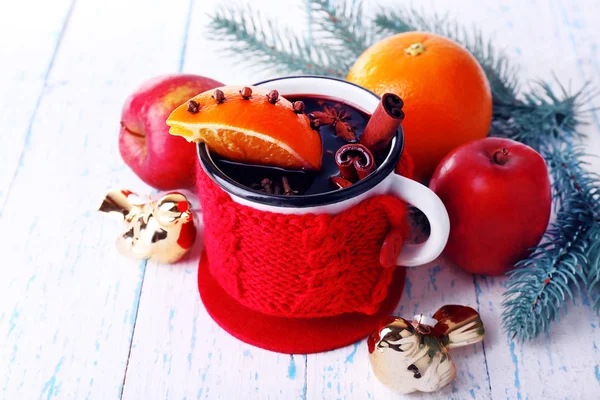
310, 105, 338, 125
309, 105, 357, 142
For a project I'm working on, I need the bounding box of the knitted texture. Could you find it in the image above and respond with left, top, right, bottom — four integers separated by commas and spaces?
196, 154, 413, 319
197, 250, 407, 354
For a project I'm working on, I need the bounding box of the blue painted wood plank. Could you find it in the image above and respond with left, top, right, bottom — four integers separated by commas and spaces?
118, 0, 194, 393
476, 1, 600, 399
0, 0, 75, 215
556, 0, 600, 130
0, 0, 193, 398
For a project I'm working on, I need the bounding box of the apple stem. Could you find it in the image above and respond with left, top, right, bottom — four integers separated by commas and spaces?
493, 148, 510, 165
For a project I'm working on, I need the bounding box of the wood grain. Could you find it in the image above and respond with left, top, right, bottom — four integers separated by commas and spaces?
461, 1, 600, 398
0, 0, 599, 399
307, 262, 492, 400
0, 0, 74, 214
0, 0, 192, 398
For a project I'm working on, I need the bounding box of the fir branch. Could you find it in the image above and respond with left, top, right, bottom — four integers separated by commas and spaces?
373, 7, 451, 37
546, 146, 600, 217
502, 144, 600, 340
493, 82, 600, 337
308, 0, 371, 64
208, 5, 345, 77
549, 146, 600, 312
492, 81, 591, 150
586, 229, 600, 311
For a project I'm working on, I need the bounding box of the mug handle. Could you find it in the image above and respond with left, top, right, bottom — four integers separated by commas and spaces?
388, 174, 450, 267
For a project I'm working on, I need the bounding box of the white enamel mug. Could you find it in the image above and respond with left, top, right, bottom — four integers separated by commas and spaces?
197, 76, 449, 266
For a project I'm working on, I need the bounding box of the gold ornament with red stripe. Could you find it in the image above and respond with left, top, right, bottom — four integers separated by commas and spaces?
368, 305, 485, 394
99, 189, 196, 263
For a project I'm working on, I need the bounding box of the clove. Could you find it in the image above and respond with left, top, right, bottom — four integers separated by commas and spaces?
240, 87, 253, 99
293, 101, 305, 114
187, 100, 200, 113
266, 90, 279, 104
213, 89, 225, 104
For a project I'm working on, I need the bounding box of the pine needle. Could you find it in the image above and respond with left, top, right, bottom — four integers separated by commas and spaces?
502, 144, 600, 340
208, 4, 345, 77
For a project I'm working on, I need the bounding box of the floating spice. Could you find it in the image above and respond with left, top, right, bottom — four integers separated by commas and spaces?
335, 120, 356, 142
273, 181, 282, 195
260, 178, 273, 194
310, 105, 356, 142
281, 176, 297, 196
250, 175, 298, 196
310, 105, 337, 125
335, 144, 376, 182
360, 93, 404, 155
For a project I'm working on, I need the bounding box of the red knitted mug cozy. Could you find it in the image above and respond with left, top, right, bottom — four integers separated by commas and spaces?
196, 153, 415, 353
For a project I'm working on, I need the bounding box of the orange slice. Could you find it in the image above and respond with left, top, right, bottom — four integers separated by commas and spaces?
166, 85, 322, 170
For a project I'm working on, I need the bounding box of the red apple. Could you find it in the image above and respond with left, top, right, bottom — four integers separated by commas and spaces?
119, 74, 223, 190
429, 137, 551, 276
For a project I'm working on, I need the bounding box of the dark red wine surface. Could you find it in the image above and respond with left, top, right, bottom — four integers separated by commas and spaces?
214, 94, 383, 195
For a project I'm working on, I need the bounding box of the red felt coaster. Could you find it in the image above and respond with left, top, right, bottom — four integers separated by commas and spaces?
198, 250, 406, 354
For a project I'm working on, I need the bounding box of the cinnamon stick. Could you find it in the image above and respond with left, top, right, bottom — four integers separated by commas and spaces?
335, 144, 376, 182
360, 93, 404, 155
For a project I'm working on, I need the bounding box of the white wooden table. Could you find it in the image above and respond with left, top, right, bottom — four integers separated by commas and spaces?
1, 0, 599, 399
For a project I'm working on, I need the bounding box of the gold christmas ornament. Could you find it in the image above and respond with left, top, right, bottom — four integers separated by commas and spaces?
99, 189, 196, 264
368, 305, 484, 394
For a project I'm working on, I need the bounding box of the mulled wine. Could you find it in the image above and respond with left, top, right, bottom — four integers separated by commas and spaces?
214, 94, 390, 196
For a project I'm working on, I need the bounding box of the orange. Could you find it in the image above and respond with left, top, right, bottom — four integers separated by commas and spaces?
167, 85, 322, 170
347, 32, 492, 181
